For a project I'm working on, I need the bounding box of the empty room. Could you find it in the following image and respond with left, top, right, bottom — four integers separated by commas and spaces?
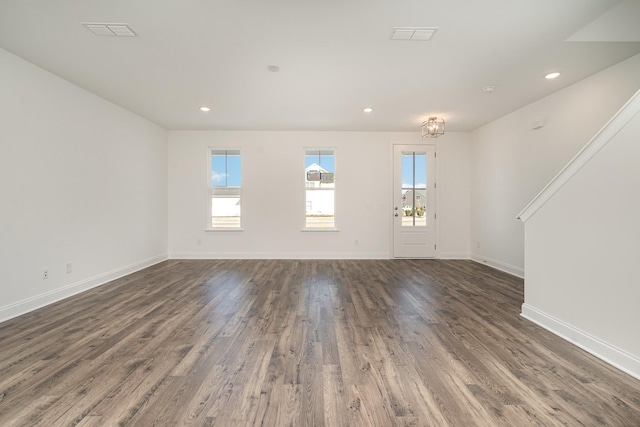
1, 0, 640, 425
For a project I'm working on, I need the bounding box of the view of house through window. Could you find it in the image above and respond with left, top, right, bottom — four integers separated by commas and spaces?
210, 149, 241, 228
305, 149, 335, 228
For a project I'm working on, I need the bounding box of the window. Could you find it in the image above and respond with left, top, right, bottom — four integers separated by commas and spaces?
401, 151, 427, 227
305, 149, 335, 229
209, 149, 241, 229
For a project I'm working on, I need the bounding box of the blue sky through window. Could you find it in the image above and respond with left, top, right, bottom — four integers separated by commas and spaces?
305, 152, 335, 173
402, 152, 427, 188
211, 152, 241, 187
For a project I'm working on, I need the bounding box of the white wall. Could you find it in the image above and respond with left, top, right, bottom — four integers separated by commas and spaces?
168, 131, 470, 259
470, 53, 640, 277
436, 133, 471, 258
0, 48, 168, 322
521, 93, 640, 379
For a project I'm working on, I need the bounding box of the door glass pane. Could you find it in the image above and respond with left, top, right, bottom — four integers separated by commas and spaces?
401, 151, 427, 227
415, 154, 426, 189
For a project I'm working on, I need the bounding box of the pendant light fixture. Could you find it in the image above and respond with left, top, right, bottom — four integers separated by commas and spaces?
421, 117, 445, 138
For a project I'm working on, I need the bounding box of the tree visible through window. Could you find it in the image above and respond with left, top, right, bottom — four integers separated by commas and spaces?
305, 149, 335, 229
210, 149, 241, 228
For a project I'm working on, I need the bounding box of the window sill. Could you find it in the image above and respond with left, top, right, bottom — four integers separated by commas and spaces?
301, 228, 340, 232
205, 228, 244, 232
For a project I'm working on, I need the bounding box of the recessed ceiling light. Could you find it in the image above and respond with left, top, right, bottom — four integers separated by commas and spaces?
267, 65, 280, 72
200, 106, 211, 112
363, 107, 373, 113
545, 72, 561, 79
482, 85, 496, 93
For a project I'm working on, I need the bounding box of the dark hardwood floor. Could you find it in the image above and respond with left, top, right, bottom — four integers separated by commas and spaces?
1, 259, 639, 426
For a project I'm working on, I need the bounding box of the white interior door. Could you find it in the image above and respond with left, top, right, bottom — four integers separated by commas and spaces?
393, 144, 436, 258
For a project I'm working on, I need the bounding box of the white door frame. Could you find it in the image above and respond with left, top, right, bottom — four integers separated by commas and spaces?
391, 143, 438, 258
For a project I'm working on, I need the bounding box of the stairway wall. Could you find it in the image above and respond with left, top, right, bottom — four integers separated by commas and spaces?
521, 93, 640, 379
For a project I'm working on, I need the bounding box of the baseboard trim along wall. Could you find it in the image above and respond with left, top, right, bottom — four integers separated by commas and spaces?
169, 252, 390, 260
470, 253, 524, 278
171, 252, 472, 260
437, 252, 470, 260
0, 254, 169, 324
521, 303, 640, 381
173, 252, 481, 262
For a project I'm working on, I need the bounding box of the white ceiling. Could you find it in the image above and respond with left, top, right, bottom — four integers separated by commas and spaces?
1, 0, 640, 132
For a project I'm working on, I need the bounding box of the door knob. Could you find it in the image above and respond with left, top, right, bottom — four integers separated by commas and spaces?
394, 213, 399, 217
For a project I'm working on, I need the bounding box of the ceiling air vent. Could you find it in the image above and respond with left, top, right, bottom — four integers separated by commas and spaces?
391, 27, 438, 41
82, 23, 137, 37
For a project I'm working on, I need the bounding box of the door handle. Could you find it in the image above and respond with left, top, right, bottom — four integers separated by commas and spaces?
394, 213, 399, 217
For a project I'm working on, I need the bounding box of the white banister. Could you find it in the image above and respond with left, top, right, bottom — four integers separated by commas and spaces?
517, 89, 640, 222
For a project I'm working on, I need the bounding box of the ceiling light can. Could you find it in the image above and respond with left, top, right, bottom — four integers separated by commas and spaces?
363, 107, 373, 113
545, 72, 560, 79
200, 106, 211, 112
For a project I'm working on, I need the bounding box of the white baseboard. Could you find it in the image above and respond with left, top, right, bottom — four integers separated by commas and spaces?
470, 253, 524, 278
438, 251, 470, 260
169, 251, 390, 260
521, 303, 640, 380
0, 253, 168, 324
172, 251, 474, 261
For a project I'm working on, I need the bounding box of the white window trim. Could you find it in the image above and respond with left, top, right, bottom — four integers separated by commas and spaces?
206, 147, 243, 231
303, 147, 338, 232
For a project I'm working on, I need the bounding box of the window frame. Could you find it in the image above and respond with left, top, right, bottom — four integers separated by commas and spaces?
206, 147, 243, 231
303, 147, 338, 232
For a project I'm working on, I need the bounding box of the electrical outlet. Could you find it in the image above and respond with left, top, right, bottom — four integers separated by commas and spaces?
66, 262, 72, 274
43, 269, 49, 279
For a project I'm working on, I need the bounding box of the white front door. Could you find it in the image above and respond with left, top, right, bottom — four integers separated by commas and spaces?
393, 144, 436, 258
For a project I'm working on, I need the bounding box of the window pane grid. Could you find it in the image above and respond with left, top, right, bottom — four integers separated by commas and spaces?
401, 151, 427, 228
210, 149, 241, 229
305, 149, 335, 229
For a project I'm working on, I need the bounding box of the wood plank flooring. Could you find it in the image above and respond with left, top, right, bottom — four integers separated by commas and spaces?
1, 259, 639, 426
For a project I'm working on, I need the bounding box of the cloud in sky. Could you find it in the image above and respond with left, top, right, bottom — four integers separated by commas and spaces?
212, 171, 228, 183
